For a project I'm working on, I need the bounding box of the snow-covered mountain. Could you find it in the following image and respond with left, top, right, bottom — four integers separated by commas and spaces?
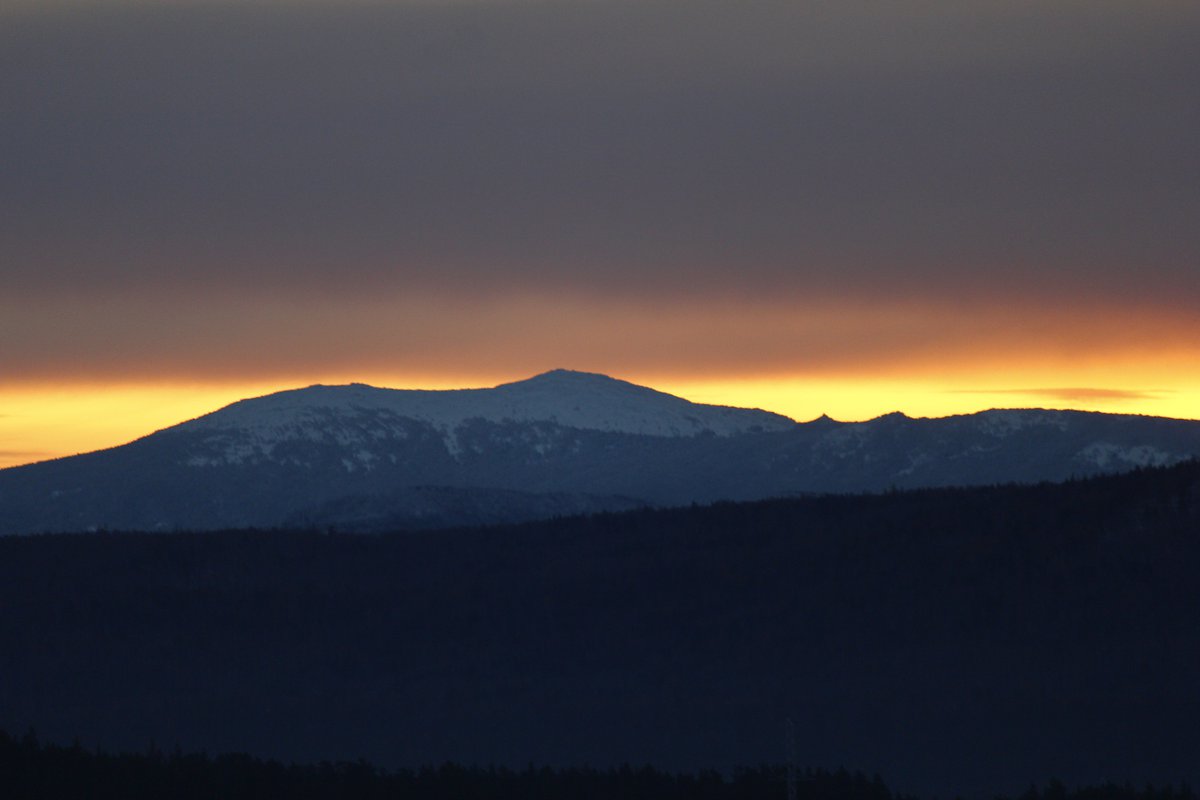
1, 370, 1198, 534
179, 368, 796, 466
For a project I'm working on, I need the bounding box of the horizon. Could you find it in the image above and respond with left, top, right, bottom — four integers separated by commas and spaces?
2, 367, 1196, 470
3, 0, 1198, 468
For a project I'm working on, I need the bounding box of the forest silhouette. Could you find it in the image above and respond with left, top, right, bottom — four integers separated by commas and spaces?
2, 461, 1198, 796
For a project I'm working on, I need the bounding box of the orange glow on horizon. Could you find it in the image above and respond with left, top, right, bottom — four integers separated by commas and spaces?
2, 294, 1196, 468
2, 358, 1197, 470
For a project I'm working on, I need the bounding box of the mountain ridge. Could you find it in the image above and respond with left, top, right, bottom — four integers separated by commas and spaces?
3, 370, 1200, 534
176, 369, 798, 445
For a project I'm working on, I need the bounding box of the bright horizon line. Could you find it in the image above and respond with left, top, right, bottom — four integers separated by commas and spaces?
2, 369, 1197, 471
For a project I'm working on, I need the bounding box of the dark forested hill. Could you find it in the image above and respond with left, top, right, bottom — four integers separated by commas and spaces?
1, 461, 1198, 797
2, 731, 1194, 800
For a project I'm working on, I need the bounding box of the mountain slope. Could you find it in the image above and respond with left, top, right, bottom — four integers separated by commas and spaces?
180, 368, 796, 462
2, 371, 1200, 534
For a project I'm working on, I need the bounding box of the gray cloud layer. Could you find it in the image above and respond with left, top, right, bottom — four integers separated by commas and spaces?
2, 1, 1198, 393
3, 0, 1197, 308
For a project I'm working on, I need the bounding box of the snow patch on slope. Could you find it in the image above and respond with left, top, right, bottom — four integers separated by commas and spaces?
175, 370, 797, 465
974, 409, 1072, 437
1076, 442, 1177, 470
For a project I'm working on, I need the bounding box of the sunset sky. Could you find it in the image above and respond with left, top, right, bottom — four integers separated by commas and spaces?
2, 0, 1198, 469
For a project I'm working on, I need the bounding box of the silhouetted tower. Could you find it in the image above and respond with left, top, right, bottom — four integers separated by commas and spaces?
786, 718, 798, 800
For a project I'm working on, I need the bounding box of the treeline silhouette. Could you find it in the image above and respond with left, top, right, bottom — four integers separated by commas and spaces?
1, 461, 1197, 796
3, 728, 1196, 800
1, 727, 899, 800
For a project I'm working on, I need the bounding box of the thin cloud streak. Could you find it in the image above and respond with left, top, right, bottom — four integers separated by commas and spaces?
951, 388, 1168, 403
0, 450, 47, 460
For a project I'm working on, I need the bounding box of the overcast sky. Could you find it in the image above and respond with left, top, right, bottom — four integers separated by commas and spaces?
2, 0, 1198, 393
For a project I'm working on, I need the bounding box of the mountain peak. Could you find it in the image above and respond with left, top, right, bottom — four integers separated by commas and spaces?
502, 369, 636, 390
180, 370, 797, 446
524, 368, 603, 381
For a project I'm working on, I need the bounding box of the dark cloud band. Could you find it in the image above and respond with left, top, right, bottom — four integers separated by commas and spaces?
2, 0, 1198, 385
3, 1, 1198, 304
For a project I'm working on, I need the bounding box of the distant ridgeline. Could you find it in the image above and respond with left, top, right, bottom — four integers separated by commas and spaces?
0, 729, 894, 800
2, 370, 1200, 534
2, 729, 1196, 800
1, 461, 1198, 797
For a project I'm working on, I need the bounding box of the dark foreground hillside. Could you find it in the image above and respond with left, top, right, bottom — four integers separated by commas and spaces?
1, 462, 1198, 797
3, 731, 1196, 800
0, 728, 898, 800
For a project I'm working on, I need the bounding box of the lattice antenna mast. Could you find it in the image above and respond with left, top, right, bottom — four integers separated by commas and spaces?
786, 717, 798, 800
